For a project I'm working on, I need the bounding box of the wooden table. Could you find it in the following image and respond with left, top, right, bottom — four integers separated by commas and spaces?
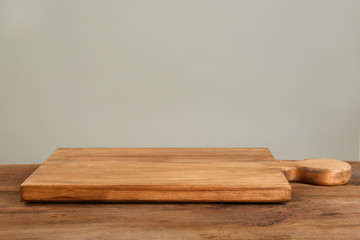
1, 162, 360, 239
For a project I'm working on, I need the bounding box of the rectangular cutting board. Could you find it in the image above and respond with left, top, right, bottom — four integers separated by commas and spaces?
21, 148, 293, 202
20, 148, 351, 202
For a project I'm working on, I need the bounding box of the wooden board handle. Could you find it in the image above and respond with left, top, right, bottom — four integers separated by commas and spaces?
281, 159, 351, 186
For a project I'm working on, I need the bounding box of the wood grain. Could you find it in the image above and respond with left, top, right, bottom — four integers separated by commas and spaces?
283, 158, 351, 185
1, 162, 359, 239
20, 148, 351, 202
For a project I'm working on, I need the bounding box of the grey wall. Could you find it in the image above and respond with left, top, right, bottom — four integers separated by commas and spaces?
1, 0, 360, 164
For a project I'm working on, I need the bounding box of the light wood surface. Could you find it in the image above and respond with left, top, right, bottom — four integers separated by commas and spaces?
1, 163, 360, 239
20, 148, 351, 202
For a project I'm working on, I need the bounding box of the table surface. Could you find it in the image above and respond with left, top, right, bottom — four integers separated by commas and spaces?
1, 162, 360, 240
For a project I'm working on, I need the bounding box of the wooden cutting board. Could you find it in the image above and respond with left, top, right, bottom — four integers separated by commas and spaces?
20, 148, 351, 202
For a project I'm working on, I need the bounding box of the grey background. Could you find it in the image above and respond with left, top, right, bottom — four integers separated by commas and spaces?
1, 0, 360, 164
